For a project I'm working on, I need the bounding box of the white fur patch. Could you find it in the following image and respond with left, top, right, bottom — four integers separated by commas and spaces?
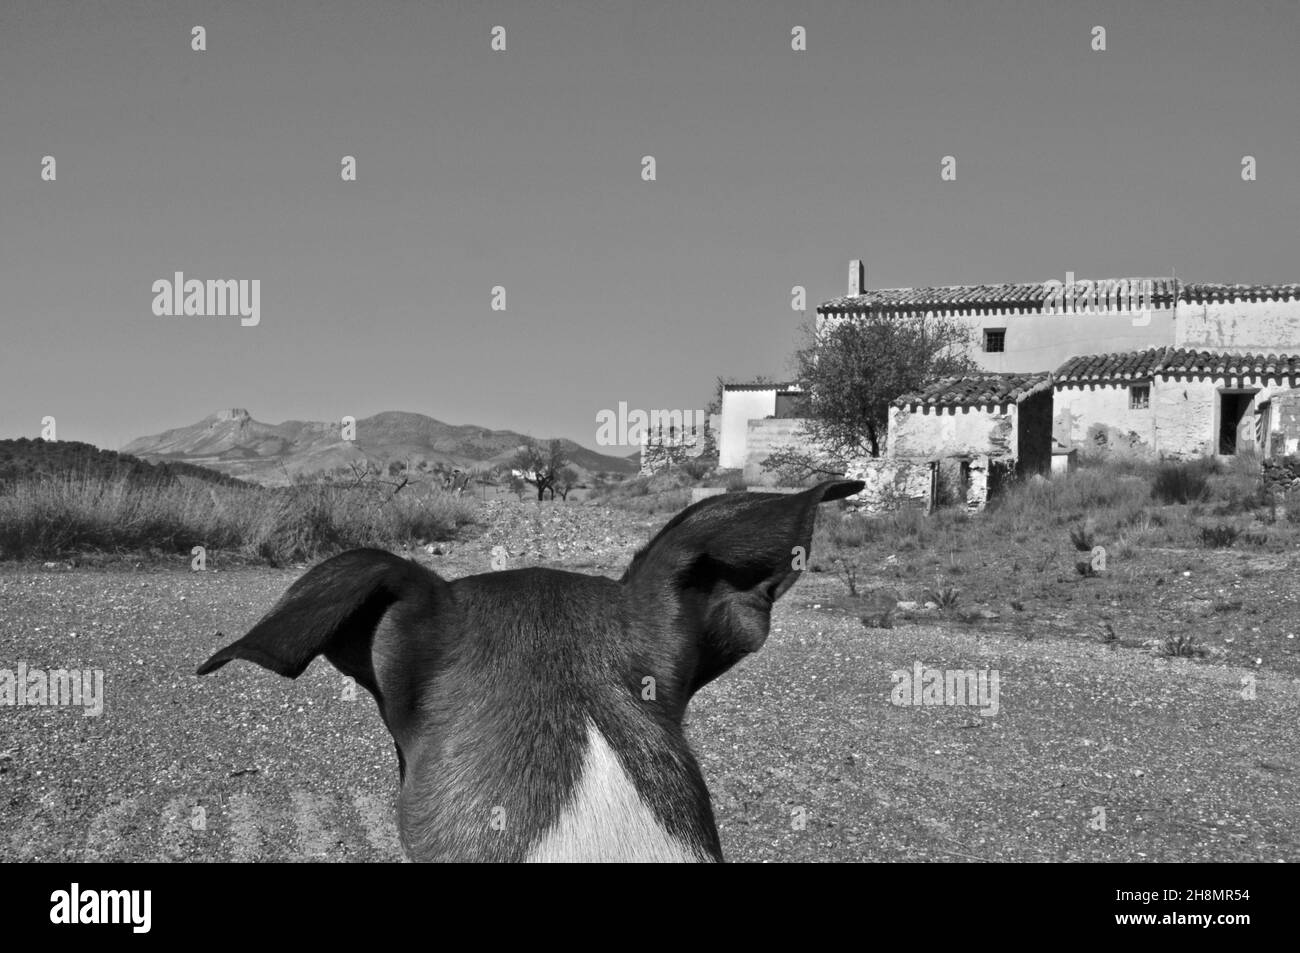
524, 722, 709, 863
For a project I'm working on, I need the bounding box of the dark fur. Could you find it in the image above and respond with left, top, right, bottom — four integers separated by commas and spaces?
197, 478, 863, 861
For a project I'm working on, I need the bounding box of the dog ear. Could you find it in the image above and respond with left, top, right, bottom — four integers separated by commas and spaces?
196, 548, 444, 697
621, 479, 863, 693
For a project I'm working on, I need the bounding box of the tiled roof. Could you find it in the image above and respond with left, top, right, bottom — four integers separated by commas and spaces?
1054, 348, 1170, 384
1055, 347, 1300, 383
1157, 349, 1300, 379
820, 278, 1179, 315
819, 279, 1300, 315
893, 373, 1052, 408
1181, 283, 1300, 303
722, 381, 801, 392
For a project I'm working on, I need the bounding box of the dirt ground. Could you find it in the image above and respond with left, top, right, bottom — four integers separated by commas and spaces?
2, 499, 1298, 862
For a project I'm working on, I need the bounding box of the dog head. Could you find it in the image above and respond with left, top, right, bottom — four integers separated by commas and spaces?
198, 478, 862, 861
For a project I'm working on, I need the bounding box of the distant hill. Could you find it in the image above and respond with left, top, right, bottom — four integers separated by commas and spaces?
0, 437, 249, 488
121, 409, 639, 486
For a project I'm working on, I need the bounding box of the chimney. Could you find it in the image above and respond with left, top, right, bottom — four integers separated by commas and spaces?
848, 259, 866, 296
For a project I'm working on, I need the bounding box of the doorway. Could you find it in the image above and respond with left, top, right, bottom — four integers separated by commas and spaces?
1218, 391, 1256, 455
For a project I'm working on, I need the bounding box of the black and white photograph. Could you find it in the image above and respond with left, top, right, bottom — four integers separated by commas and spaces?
0, 0, 1295, 923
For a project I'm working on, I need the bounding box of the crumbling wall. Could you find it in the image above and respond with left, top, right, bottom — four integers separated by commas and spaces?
1053, 383, 1154, 452
742, 418, 815, 485
1266, 390, 1300, 457
889, 404, 1016, 459
843, 458, 933, 513
1176, 298, 1300, 352
840, 454, 997, 513
639, 431, 707, 475
935, 455, 993, 510
639, 415, 711, 476
1150, 377, 1217, 457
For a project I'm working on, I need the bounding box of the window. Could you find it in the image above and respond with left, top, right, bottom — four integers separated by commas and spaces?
1129, 385, 1150, 410
982, 329, 1005, 352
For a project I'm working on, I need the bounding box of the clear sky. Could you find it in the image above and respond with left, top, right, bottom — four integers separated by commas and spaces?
2, 0, 1296, 453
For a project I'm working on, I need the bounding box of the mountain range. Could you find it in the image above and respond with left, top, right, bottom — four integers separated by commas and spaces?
121, 409, 639, 486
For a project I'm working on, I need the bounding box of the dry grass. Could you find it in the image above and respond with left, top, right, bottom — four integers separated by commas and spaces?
0, 471, 480, 564
812, 455, 1284, 566
586, 464, 744, 516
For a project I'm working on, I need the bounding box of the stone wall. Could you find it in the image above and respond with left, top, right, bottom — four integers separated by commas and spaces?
639, 416, 714, 476
1263, 456, 1300, 491
838, 454, 1000, 512
843, 458, 934, 513
1264, 390, 1300, 458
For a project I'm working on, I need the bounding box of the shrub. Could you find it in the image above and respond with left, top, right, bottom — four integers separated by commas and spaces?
679, 458, 713, 481
1198, 523, 1240, 548
1285, 487, 1300, 525
1160, 635, 1209, 659
1068, 523, 1095, 551
923, 585, 961, 610
1151, 459, 1215, 505
861, 609, 894, 629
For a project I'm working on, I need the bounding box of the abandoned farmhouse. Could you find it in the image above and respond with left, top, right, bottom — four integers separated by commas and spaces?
707, 264, 1300, 508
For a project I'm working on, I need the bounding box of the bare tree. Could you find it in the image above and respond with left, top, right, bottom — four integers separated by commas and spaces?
510, 438, 569, 501
554, 466, 580, 501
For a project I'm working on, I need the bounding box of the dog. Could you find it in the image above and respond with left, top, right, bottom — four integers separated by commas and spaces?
197, 478, 863, 861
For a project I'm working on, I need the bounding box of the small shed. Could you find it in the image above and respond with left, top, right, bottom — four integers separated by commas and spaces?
886, 373, 1053, 509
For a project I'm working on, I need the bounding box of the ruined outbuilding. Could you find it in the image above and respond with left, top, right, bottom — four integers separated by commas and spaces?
846, 373, 1053, 511
1259, 389, 1300, 458
718, 381, 803, 472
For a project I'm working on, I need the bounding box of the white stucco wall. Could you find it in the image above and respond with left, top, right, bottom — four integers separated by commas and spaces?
888, 403, 1017, 459
719, 388, 777, 469
1176, 299, 1300, 352
821, 306, 1176, 374
1053, 376, 1297, 458
1053, 384, 1156, 450
742, 417, 811, 484
1152, 376, 1296, 457
1151, 378, 1218, 457
963, 309, 1175, 374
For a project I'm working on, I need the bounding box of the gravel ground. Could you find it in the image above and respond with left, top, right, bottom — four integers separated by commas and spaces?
3, 500, 1298, 862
